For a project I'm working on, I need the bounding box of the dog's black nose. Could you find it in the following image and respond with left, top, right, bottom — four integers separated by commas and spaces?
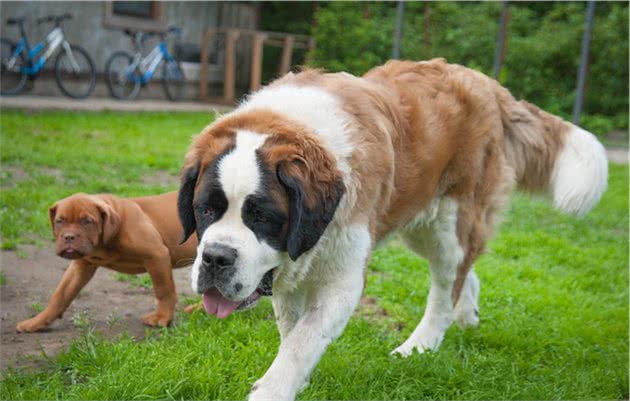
202, 243, 237, 270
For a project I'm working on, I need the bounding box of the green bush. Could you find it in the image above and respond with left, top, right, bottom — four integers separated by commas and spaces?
308, 2, 395, 75
307, 2, 628, 134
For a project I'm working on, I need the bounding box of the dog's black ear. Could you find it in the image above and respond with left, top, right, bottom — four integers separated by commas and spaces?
277, 160, 344, 261
178, 162, 200, 244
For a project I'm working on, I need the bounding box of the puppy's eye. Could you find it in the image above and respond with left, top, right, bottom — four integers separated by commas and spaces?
202, 209, 215, 219
80, 218, 94, 225
55, 219, 64, 225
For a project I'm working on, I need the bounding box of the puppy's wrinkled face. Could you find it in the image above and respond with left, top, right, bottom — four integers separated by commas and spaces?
50, 194, 113, 259
189, 131, 287, 310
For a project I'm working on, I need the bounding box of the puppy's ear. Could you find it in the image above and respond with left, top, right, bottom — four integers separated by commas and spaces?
48, 203, 59, 238
277, 157, 344, 261
96, 201, 121, 244
178, 162, 200, 244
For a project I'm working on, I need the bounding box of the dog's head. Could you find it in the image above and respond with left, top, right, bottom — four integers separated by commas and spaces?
178, 111, 345, 318
49, 193, 120, 259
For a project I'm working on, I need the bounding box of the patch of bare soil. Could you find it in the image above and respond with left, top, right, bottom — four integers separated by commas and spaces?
1, 165, 29, 188
141, 170, 179, 187
0, 245, 194, 370
356, 296, 389, 322
40, 167, 65, 181
606, 148, 628, 164
1, 165, 67, 188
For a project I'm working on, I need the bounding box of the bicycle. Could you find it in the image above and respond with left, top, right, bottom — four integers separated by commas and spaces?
105, 27, 186, 101
0, 14, 96, 98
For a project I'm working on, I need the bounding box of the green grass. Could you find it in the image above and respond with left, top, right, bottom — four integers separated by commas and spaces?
113, 272, 153, 289
0, 111, 627, 400
0, 110, 212, 248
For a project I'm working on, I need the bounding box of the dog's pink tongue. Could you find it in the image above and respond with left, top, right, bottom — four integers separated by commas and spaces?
202, 288, 241, 319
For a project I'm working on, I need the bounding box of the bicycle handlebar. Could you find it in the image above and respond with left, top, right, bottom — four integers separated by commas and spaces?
36, 13, 72, 25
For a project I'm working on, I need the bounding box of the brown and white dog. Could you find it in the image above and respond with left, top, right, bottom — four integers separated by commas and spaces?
16, 192, 197, 333
177, 59, 608, 400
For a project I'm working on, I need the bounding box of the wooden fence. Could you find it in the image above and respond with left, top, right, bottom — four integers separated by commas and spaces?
199, 27, 314, 104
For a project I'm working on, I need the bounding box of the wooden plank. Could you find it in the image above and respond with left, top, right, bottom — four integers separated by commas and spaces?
279, 35, 294, 76
198, 30, 215, 101
250, 33, 266, 92
199, 27, 311, 44
263, 38, 311, 49
224, 30, 240, 103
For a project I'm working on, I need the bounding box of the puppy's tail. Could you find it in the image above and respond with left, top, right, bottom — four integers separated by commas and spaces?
496, 87, 608, 216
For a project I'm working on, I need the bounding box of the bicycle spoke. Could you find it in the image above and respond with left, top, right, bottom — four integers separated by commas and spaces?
55, 44, 95, 99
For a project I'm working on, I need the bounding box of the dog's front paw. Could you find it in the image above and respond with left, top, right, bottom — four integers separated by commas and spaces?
142, 311, 173, 327
391, 330, 443, 357
16, 317, 49, 333
248, 380, 291, 401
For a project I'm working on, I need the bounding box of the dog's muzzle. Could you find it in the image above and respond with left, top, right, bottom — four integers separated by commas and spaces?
201, 269, 274, 319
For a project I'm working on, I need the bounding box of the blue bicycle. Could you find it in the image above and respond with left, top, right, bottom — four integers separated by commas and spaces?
1, 14, 96, 98
105, 27, 185, 101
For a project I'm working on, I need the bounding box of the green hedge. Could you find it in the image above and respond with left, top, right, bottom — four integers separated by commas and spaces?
307, 2, 628, 136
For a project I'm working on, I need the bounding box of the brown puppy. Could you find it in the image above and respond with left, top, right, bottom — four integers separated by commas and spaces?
16, 191, 197, 333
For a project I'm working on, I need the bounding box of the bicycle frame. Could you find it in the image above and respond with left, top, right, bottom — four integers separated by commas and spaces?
127, 41, 176, 85
7, 26, 80, 76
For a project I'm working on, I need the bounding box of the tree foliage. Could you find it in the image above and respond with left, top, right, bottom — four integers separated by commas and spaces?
307, 2, 628, 133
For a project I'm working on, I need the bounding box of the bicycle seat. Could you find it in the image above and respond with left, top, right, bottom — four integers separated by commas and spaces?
7, 16, 26, 25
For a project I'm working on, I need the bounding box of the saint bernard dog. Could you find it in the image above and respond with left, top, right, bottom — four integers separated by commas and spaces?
177, 58, 608, 400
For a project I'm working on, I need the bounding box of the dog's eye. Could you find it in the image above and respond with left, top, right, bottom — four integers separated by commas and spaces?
202, 209, 214, 219
80, 218, 94, 225
55, 219, 64, 225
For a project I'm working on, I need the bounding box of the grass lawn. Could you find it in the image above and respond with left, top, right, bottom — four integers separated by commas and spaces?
0, 110, 628, 400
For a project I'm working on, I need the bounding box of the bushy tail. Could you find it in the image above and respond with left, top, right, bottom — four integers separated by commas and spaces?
496, 87, 608, 216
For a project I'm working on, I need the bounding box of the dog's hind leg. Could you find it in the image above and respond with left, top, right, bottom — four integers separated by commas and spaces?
392, 197, 464, 357
453, 267, 480, 329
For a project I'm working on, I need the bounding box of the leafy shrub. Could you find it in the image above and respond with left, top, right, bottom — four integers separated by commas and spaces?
308, 2, 395, 75
307, 2, 628, 133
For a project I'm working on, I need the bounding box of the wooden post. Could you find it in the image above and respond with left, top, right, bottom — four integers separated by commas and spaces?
423, 3, 431, 53
224, 30, 239, 103
279, 35, 294, 76
250, 33, 266, 92
198, 29, 215, 101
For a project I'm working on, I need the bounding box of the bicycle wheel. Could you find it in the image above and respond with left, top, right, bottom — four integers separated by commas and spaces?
54, 44, 96, 99
1, 39, 27, 96
105, 51, 141, 100
162, 59, 185, 101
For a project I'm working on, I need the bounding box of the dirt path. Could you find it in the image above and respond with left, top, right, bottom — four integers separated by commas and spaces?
0, 245, 195, 370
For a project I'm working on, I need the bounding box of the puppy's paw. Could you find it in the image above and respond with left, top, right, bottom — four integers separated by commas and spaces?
142, 311, 173, 328
16, 317, 49, 333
